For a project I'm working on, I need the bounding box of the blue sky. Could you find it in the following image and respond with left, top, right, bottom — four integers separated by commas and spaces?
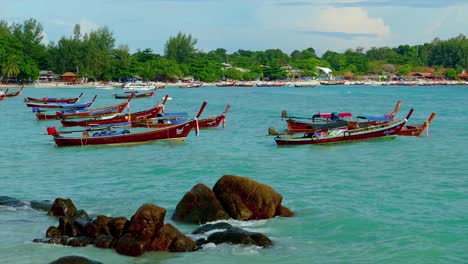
2, 0, 467, 55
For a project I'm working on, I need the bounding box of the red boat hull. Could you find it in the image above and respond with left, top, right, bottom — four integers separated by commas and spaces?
24, 93, 83, 103
52, 119, 196, 147
275, 122, 406, 145
275, 109, 414, 146
61, 105, 162, 127
5, 87, 23, 97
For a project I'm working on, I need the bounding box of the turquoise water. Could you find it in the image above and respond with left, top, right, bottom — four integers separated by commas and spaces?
1, 85, 467, 263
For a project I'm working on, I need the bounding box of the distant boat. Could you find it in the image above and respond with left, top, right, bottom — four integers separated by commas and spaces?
294, 83, 317, 88
181, 82, 205, 88
122, 82, 156, 91
95, 84, 115, 90
319, 80, 346, 85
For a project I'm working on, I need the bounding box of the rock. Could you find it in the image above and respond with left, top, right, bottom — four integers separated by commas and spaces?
173, 183, 230, 224
127, 204, 166, 239
49, 255, 102, 264
277, 205, 294, 217
58, 216, 80, 237
46, 226, 62, 238
148, 223, 195, 252
47, 236, 68, 245
30, 200, 53, 211
213, 175, 293, 220
74, 209, 90, 220
0, 196, 25, 207
114, 233, 150, 257
48, 198, 77, 217
84, 215, 112, 238
67, 236, 95, 247
107, 217, 128, 239
192, 222, 233, 234
94, 234, 115, 249
203, 227, 272, 247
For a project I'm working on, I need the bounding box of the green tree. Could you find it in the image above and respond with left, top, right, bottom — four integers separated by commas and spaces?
164, 32, 197, 64
2, 56, 20, 83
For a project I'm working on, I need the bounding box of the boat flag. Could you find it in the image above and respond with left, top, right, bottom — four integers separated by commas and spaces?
47, 126, 57, 135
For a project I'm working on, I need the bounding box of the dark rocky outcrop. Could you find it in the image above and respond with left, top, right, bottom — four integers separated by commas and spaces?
35, 199, 196, 257
192, 222, 233, 234
148, 223, 195, 252
213, 175, 293, 220
94, 234, 115, 249
173, 175, 293, 223
198, 227, 272, 247
0, 196, 26, 207
47, 198, 78, 217
30, 200, 53, 211
173, 183, 229, 224
49, 255, 102, 264
114, 233, 151, 257
127, 204, 166, 239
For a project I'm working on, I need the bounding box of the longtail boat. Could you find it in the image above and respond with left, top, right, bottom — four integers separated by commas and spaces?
26, 95, 97, 109
61, 95, 170, 127
5, 86, 23, 97
283, 101, 401, 133
132, 112, 188, 129
399, 113, 436, 136
133, 104, 230, 129
216, 82, 235, 87
113, 88, 156, 99
46, 101, 207, 147
274, 109, 413, 146
0, 89, 8, 101
24, 92, 83, 103
197, 104, 230, 128
56, 94, 134, 119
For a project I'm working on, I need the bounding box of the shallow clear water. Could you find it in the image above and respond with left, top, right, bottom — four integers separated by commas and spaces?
1, 85, 467, 263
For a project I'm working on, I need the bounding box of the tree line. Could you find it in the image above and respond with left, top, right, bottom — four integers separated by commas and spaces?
0, 18, 467, 83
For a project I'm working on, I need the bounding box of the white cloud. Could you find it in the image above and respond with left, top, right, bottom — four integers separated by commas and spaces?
301, 7, 390, 37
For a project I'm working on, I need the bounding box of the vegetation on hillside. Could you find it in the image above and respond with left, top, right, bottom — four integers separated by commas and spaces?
0, 19, 467, 83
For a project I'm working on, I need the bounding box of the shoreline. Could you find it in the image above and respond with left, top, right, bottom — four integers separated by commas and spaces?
1, 80, 467, 89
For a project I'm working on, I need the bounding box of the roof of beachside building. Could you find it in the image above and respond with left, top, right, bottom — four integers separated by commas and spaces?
458, 73, 468, 79
61, 72, 76, 77
409, 72, 433, 77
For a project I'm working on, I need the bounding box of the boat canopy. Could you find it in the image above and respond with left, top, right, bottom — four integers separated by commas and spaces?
356, 115, 393, 122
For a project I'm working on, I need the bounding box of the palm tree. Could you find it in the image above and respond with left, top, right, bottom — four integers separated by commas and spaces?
1, 57, 20, 84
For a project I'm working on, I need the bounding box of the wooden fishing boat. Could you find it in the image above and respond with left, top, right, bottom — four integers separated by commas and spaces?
284, 101, 402, 133
0, 89, 8, 101
399, 113, 436, 136
216, 82, 235, 87
319, 80, 346, 85
61, 95, 170, 127
198, 104, 230, 128
285, 112, 352, 132
133, 112, 188, 129
5, 86, 23, 97
26, 95, 97, 109
24, 92, 83, 103
113, 89, 156, 99
56, 94, 133, 119
46, 101, 207, 147
234, 82, 255, 87
294, 83, 317, 88
274, 109, 413, 146
134, 104, 230, 129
